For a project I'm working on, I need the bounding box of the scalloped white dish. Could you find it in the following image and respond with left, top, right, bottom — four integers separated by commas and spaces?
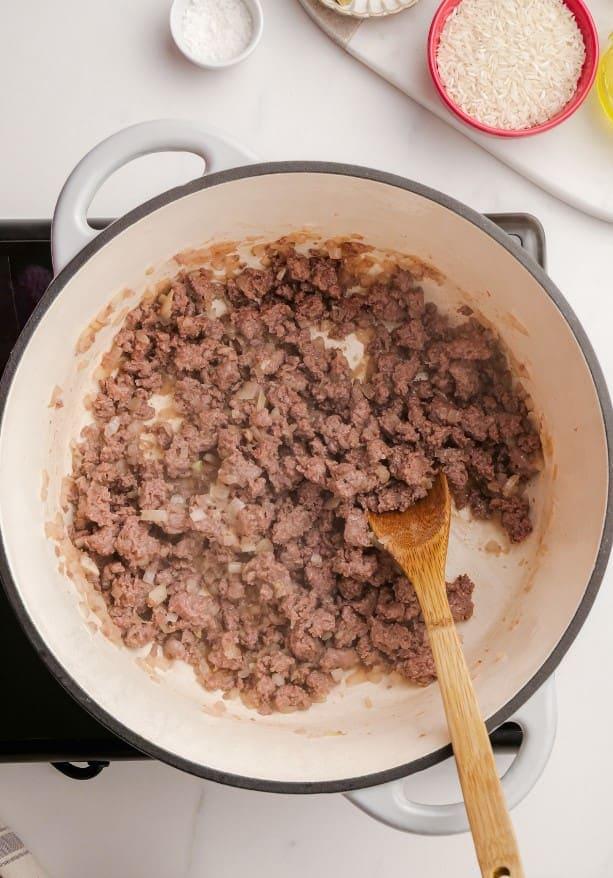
318, 0, 419, 18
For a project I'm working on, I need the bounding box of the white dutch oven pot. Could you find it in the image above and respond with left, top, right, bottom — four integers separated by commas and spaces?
0, 121, 609, 835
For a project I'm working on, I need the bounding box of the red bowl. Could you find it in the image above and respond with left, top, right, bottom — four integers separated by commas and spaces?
427, 0, 600, 137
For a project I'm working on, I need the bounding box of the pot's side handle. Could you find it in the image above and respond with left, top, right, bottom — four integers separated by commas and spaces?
345, 677, 556, 836
51, 119, 257, 273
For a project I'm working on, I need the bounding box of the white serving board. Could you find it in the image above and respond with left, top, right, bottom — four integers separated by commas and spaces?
298, 0, 613, 222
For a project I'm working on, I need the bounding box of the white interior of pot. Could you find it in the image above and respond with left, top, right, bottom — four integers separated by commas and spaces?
0, 173, 607, 784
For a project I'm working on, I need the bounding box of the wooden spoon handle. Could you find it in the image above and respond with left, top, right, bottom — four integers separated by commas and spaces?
427, 618, 525, 878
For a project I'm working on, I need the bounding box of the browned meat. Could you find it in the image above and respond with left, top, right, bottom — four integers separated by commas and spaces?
115, 517, 162, 569
343, 509, 372, 548
70, 242, 541, 714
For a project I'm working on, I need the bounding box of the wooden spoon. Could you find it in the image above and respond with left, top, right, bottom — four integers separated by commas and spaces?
369, 473, 524, 878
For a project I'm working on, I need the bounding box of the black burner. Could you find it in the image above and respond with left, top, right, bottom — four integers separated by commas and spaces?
0, 216, 544, 765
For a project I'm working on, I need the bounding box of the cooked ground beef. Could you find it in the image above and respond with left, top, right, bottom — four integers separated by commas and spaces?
69, 241, 541, 714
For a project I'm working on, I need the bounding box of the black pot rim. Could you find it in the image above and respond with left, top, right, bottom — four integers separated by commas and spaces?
0, 161, 611, 795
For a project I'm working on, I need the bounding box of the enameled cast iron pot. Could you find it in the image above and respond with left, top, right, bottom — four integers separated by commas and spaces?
0, 121, 610, 834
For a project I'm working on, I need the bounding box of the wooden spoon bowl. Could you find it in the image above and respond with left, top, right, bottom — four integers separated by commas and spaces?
369, 474, 524, 878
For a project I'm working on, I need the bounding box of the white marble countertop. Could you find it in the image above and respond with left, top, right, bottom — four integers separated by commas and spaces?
1, 1, 612, 875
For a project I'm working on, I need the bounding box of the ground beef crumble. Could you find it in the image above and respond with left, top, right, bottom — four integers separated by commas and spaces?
69, 241, 541, 714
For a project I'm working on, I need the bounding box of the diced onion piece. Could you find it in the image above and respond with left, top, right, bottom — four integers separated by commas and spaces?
143, 563, 158, 585
271, 673, 285, 687
255, 538, 273, 554
190, 507, 206, 523
139, 432, 156, 448
209, 298, 228, 318
256, 390, 267, 411
228, 498, 245, 519
104, 416, 121, 438
235, 381, 260, 401
45, 521, 64, 540
192, 460, 204, 473
156, 279, 172, 297
81, 554, 100, 578
222, 639, 242, 661
503, 474, 521, 497
221, 530, 240, 548
148, 583, 167, 606
376, 465, 390, 484
159, 290, 174, 321
170, 493, 186, 506
140, 509, 169, 523
310, 553, 323, 568
209, 482, 230, 501
227, 561, 243, 575
186, 576, 200, 594
103, 344, 123, 372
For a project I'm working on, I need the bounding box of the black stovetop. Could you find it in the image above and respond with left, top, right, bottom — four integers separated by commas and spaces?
0, 221, 141, 764
0, 216, 544, 767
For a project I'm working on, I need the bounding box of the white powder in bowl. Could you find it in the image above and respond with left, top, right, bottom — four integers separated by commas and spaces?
436, 0, 586, 130
182, 0, 254, 64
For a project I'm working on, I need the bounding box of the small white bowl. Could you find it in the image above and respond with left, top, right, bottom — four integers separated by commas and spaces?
170, 0, 263, 70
